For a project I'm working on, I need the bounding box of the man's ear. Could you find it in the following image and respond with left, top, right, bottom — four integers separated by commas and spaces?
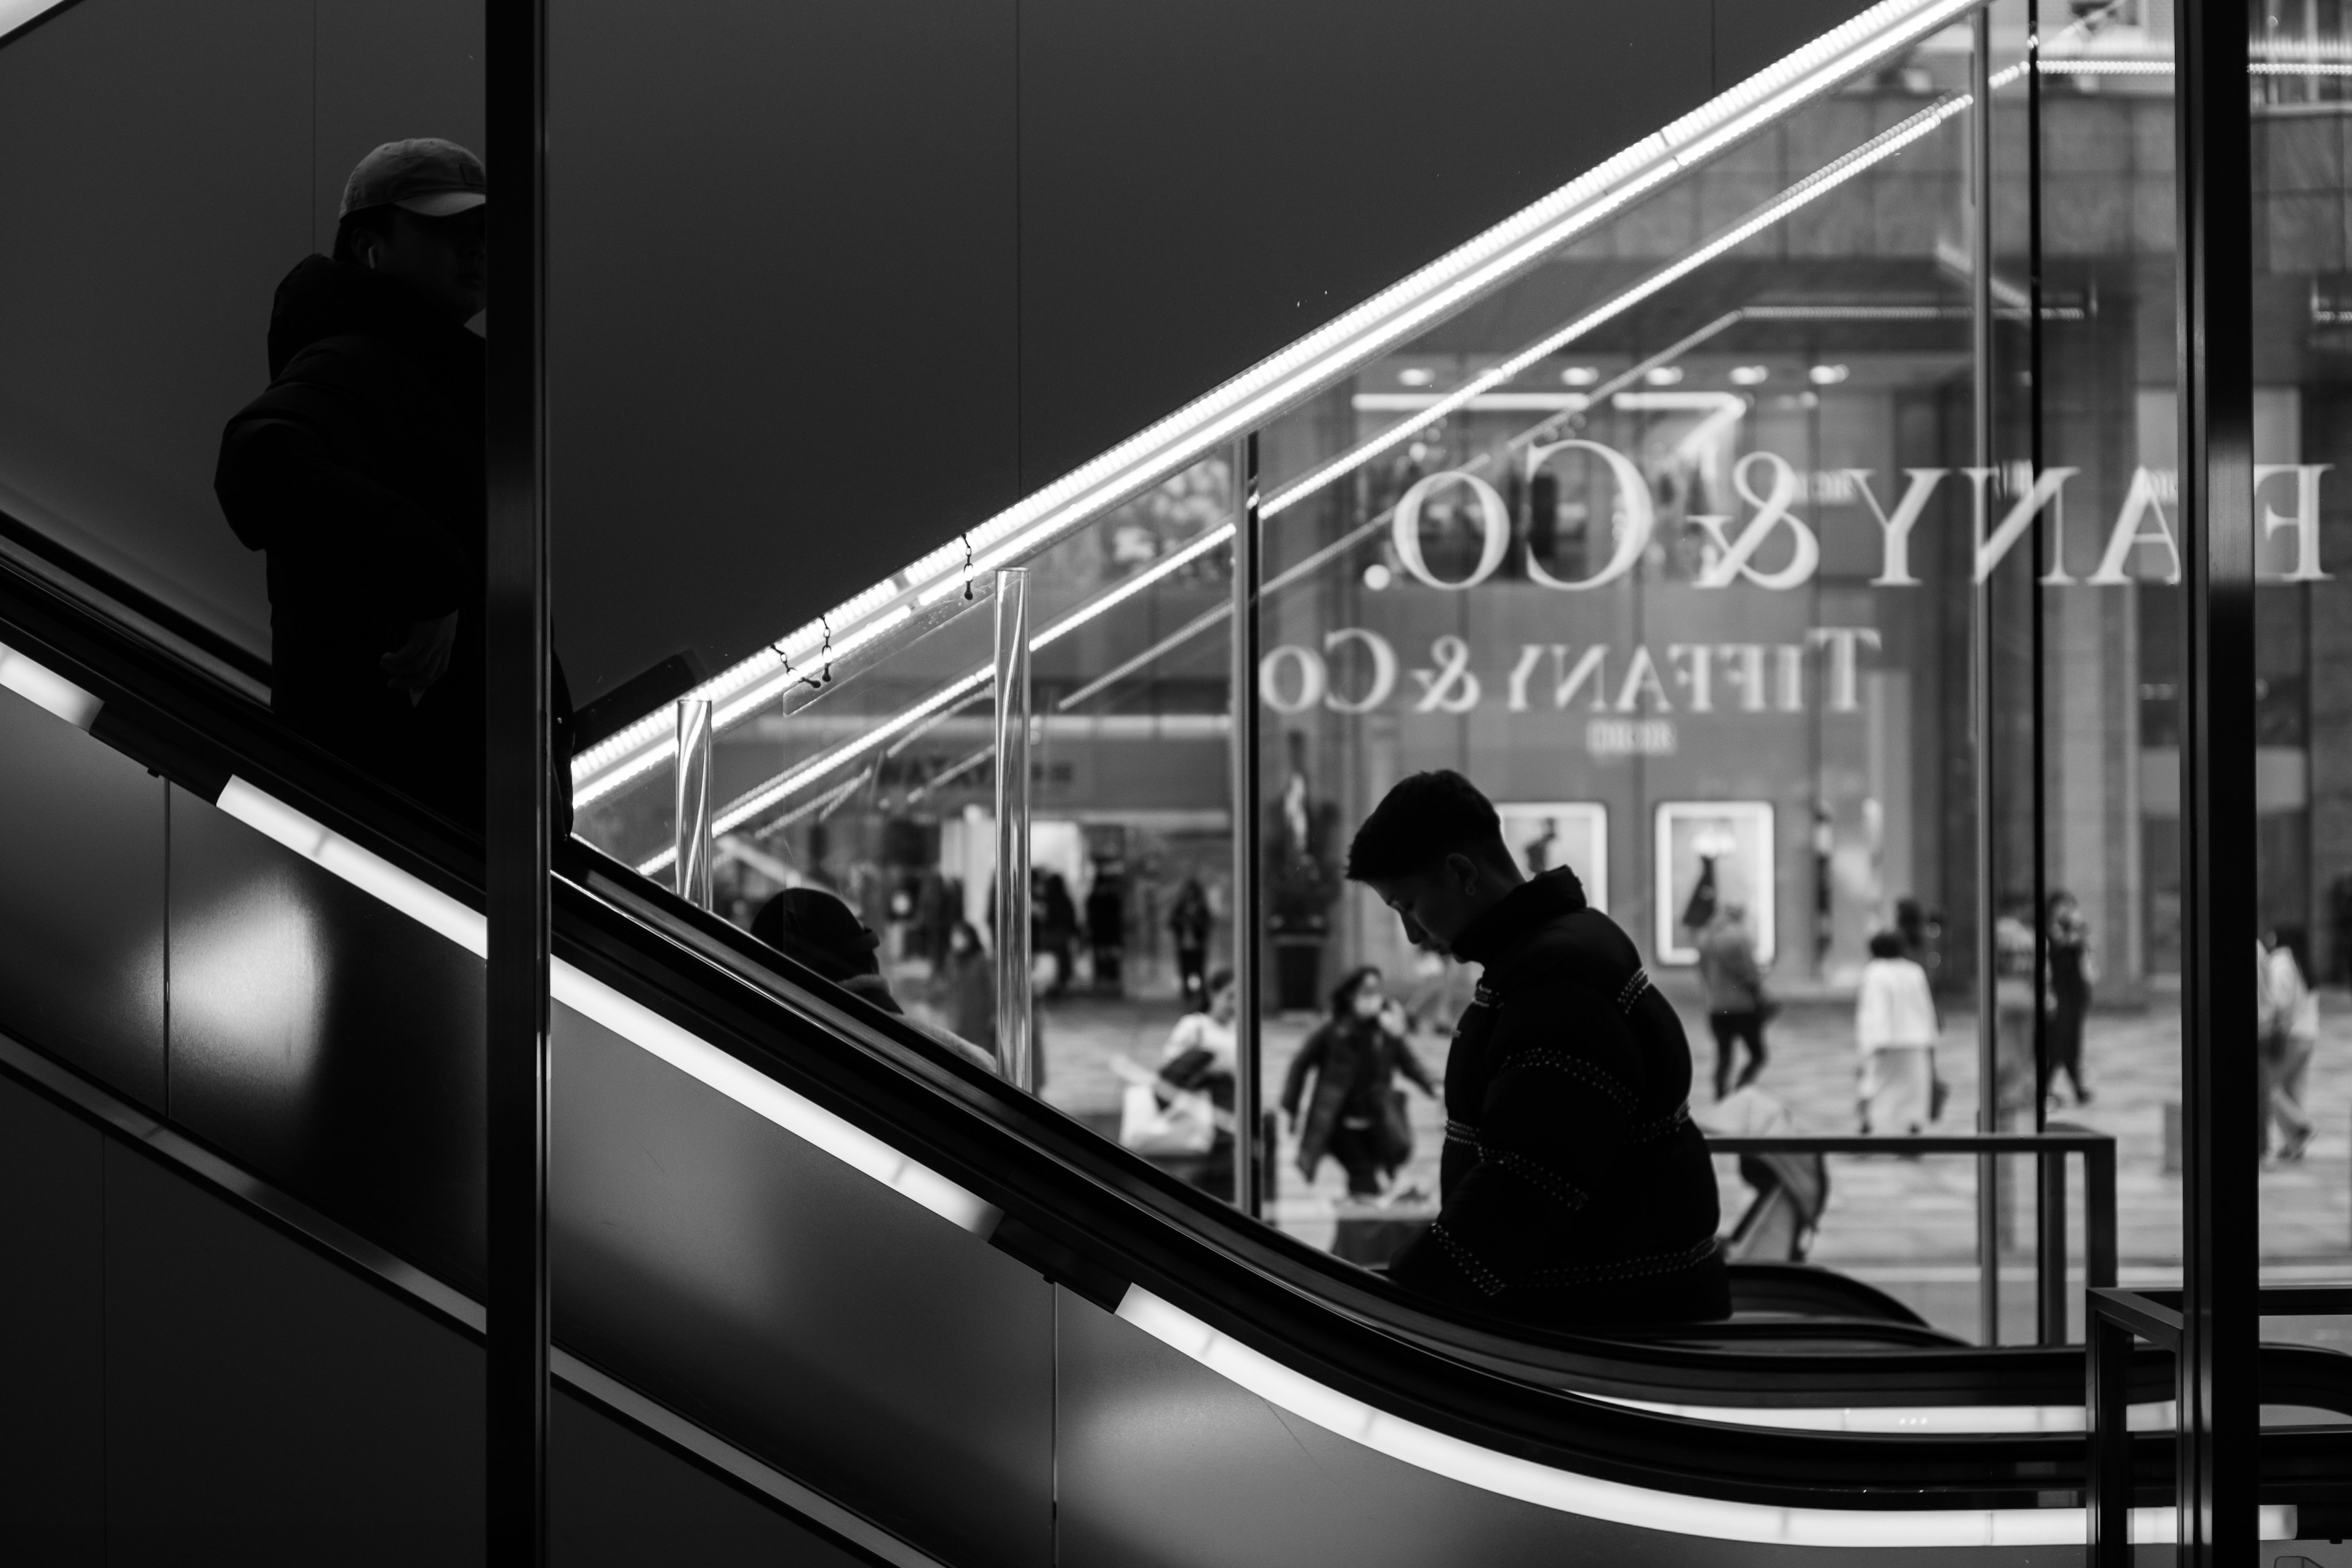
1445, 851, 1480, 891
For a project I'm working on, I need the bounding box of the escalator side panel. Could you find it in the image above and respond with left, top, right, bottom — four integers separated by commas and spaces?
0, 1066, 104, 1564
0, 1068, 489, 1563
1053, 1288, 2042, 1568
552, 1384, 878, 1568
0, 692, 167, 1111
167, 783, 489, 1295
551, 1003, 1054, 1568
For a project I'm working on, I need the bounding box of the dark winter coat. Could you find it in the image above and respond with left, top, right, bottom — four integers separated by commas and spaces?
215, 255, 566, 824
1387, 868, 1729, 1327
1281, 1016, 1433, 1174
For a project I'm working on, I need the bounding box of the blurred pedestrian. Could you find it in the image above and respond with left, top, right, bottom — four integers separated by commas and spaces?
930, 920, 996, 1058
2260, 927, 2318, 1163
1991, 910, 2038, 1127
2043, 891, 2097, 1106
1160, 968, 1239, 1199
1086, 871, 1126, 993
1281, 967, 1436, 1196
1169, 876, 1212, 1009
1698, 902, 1770, 1099
1856, 932, 1939, 1134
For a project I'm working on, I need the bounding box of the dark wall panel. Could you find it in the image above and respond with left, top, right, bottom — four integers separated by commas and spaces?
552, 1390, 869, 1568
0, 0, 1882, 705
545, 0, 1022, 702
168, 786, 488, 1291
1012, 0, 1714, 496
0, 0, 302, 654
0, 694, 166, 1109
549, 1002, 1053, 1568
0, 1072, 105, 1566
100, 1137, 485, 1564
313, 0, 486, 256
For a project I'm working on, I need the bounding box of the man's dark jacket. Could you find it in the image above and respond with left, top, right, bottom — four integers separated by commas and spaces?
216, 255, 555, 824
1388, 867, 1729, 1326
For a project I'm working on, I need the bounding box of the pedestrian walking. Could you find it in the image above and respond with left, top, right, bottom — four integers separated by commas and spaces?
1698, 903, 1771, 1099
1855, 932, 1939, 1134
2260, 927, 2318, 1163
2043, 891, 2097, 1106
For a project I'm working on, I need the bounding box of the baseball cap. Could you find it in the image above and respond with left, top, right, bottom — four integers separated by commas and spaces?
339, 138, 486, 220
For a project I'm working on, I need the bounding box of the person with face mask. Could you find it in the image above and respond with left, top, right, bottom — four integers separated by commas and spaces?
1346, 770, 1727, 1327
1280, 966, 1436, 1197
214, 138, 568, 826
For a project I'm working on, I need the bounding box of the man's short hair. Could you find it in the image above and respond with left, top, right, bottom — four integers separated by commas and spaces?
1346, 770, 1506, 882
332, 206, 399, 267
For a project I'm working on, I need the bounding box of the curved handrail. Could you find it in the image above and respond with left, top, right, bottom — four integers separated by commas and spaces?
6, 542, 2343, 1551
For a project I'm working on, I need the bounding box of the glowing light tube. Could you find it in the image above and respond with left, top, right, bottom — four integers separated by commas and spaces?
1116, 1287, 2296, 1547
569, 0, 1981, 809
0, 0, 72, 42
206, 777, 997, 1236
0, 638, 103, 729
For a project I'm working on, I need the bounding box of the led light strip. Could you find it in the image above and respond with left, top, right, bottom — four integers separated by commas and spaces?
203, 771, 997, 1235
569, 0, 1986, 808
1117, 1287, 2297, 1547
0, 635, 104, 729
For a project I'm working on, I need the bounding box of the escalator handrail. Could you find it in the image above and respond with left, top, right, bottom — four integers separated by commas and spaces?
6, 543, 2346, 1532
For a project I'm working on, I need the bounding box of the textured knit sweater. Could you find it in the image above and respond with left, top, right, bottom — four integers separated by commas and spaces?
1387, 869, 1728, 1326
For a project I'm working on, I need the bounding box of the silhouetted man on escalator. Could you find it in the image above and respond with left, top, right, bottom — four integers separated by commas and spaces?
216, 138, 564, 827
1348, 771, 1728, 1329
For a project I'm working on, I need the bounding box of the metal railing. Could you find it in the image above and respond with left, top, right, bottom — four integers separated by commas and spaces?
1703, 1129, 2117, 1346
2086, 1284, 2352, 1564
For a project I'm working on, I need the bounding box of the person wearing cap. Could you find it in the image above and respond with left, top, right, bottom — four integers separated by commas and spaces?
752, 888, 997, 1073
216, 138, 563, 825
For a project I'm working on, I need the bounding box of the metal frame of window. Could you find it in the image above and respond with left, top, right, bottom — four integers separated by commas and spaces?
2170, 0, 2260, 1556
486, 0, 552, 1559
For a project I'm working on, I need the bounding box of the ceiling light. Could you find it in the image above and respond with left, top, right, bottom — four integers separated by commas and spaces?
1809, 363, 1850, 384
1559, 366, 1600, 386
1397, 367, 1436, 387
1363, 564, 1393, 590
1645, 366, 1685, 386
1729, 364, 1770, 385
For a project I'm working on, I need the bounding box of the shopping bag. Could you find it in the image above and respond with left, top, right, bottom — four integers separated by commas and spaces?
1118, 1082, 1215, 1156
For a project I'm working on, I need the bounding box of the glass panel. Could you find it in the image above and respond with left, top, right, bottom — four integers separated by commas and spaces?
2248, 0, 2352, 1365
1250, 16, 2002, 1319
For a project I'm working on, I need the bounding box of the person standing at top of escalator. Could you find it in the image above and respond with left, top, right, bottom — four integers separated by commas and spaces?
214, 138, 568, 827
1348, 771, 1727, 1328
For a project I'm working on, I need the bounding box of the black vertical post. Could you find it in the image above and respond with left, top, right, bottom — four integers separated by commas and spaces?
1969, 2, 2002, 1349
1231, 432, 1262, 1216
2086, 1310, 2133, 1567
485, 0, 551, 1559
2174, 0, 2258, 1559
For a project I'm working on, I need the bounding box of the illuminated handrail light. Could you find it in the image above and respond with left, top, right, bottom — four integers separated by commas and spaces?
0, 0, 72, 43
0, 637, 104, 729
1117, 1287, 2298, 1547
208, 775, 996, 1234
570, 0, 1983, 807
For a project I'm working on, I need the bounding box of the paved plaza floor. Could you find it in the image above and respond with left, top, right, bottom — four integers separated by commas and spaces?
987, 970, 2352, 1347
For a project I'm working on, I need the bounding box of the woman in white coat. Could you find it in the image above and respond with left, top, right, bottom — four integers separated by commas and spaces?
1856, 930, 1940, 1134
